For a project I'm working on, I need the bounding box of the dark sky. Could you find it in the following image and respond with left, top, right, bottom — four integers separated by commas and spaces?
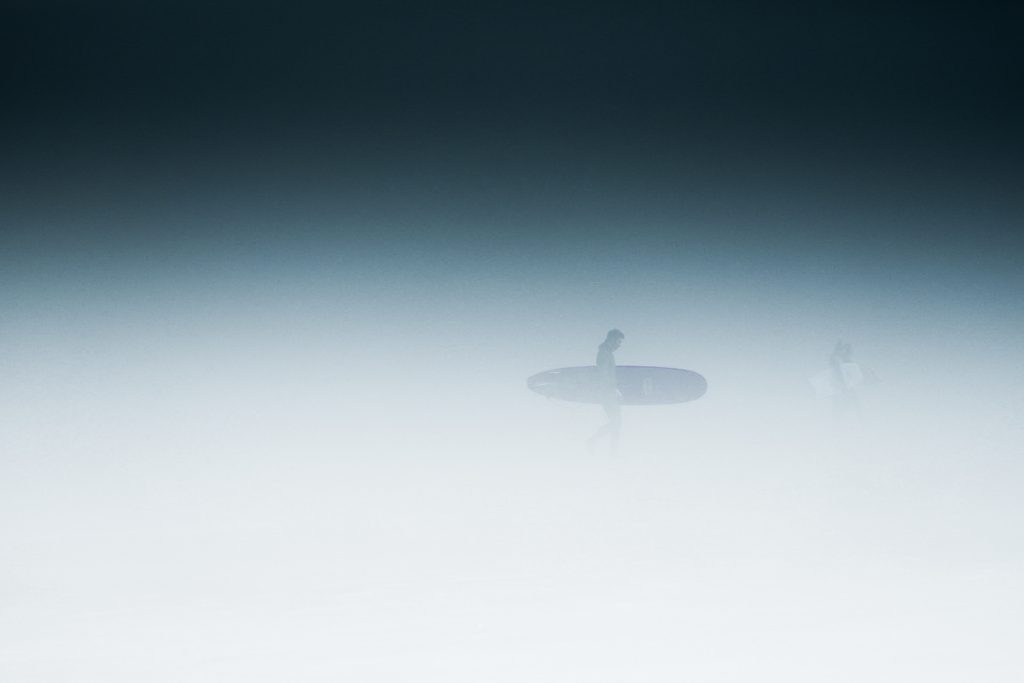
3, 2, 1022, 261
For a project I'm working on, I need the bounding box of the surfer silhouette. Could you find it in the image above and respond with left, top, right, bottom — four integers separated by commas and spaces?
588, 329, 624, 455
830, 340, 861, 422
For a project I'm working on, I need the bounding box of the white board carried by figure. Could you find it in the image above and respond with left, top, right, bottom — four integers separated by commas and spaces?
809, 362, 863, 398
528, 365, 707, 405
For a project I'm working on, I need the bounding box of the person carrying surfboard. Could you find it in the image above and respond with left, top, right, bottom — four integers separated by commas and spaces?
830, 340, 861, 422
588, 329, 624, 455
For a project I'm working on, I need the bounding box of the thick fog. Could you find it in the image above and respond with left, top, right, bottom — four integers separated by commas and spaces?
3, 232, 1022, 682
5, 1, 1023, 678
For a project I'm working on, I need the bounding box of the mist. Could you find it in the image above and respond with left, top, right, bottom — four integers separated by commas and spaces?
3, 222, 1022, 680
4, 2, 1024, 681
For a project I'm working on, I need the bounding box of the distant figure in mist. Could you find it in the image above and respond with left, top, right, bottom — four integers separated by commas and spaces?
588, 329, 624, 455
829, 340, 862, 422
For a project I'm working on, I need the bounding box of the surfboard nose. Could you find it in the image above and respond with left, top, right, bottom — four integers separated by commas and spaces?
693, 373, 708, 399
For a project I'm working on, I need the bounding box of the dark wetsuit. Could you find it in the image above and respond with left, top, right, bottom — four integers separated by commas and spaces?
595, 341, 621, 440
597, 342, 618, 400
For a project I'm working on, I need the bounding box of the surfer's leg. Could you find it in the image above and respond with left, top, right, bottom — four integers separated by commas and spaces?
599, 399, 621, 456
608, 401, 621, 455
588, 402, 614, 454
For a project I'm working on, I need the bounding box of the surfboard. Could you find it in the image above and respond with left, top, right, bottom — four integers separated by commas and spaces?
527, 366, 707, 405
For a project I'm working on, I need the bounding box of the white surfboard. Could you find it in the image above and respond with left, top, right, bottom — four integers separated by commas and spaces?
809, 362, 862, 397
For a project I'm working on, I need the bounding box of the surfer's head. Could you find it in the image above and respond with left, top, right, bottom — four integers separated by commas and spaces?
605, 328, 624, 350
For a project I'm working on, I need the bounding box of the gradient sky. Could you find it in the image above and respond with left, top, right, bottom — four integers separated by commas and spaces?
4, 2, 1022, 256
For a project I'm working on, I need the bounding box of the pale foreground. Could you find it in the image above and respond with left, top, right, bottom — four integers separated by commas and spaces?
3, 413, 1021, 683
